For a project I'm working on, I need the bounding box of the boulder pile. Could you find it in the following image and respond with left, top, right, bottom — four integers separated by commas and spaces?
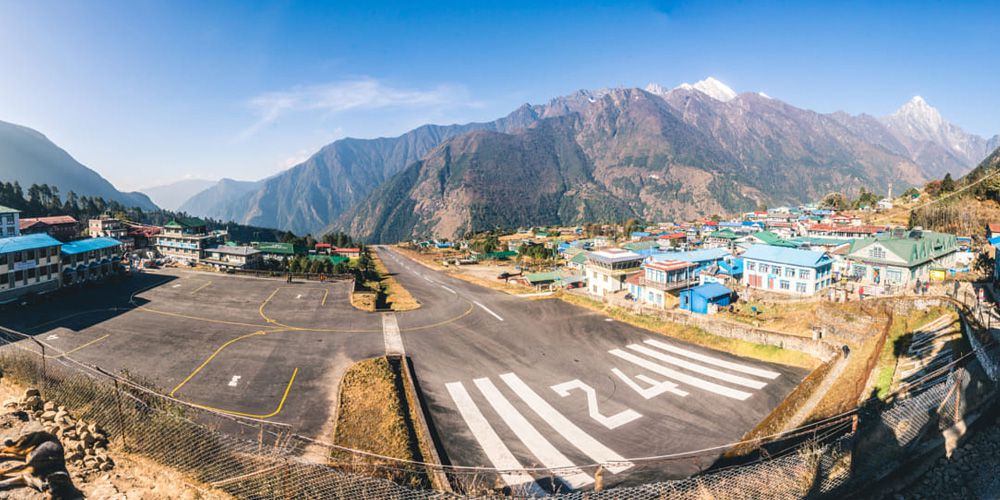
2, 388, 115, 474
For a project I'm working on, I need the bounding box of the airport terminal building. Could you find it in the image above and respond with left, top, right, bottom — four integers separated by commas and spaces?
0, 233, 64, 304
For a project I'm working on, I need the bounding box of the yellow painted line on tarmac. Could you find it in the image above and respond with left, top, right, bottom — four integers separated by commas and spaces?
321, 288, 329, 306
169, 330, 269, 397
190, 281, 212, 295
181, 368, 299, 419
136, 306, 273, 329
259, 287, 282, 324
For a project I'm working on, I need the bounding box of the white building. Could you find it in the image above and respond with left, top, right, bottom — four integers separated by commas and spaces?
741, 244, 833, 296
0, 206, 20, 238
584, 248, 643, 297
203, 246, 263, 270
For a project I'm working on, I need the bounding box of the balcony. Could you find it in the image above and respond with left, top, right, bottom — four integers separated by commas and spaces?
639, 276, 699, 292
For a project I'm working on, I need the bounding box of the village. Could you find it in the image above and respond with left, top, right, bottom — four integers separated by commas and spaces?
402, 196, 993, 319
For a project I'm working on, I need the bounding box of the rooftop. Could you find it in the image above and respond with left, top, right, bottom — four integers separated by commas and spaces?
207, 245, 260, 257
644, 259, 697, 273
741, 244, 831, 268
686, 282, 732, 300
164, 217, 207, 229
587, 248, 643, 263
848, 230, 957, 267
0, 205, 19, 214
60, 237, 122, 255
649, 248, 730, 263
0, 233, 62, 254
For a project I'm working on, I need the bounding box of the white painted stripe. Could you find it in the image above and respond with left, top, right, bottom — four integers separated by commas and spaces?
474, 301, 504, 321
643, 339, 780, 379
498, 373, 633, 474
445, 382, 544, 495
382, 314, 404, 355
440, 284, 457, 294
473, 378, 593, 489
609, 349, 753, 401
627, 344, 767, 389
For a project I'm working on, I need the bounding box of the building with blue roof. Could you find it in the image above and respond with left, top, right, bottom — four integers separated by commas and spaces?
0, 233, 63, 303
60, 237, 123, 286
740, 244, 833, 295
679, 283, 733, 314
649, 248, 731, 275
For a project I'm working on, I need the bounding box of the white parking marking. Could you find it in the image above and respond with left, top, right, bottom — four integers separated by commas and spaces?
626, 344, 767, 389
382, 313, 404, 355
445, 382, 544, 495
609, 349, 753, 401
611, 368, 689, 399
440, 285, 457, 294
46, 334, 59, 341
296, 294, 303, 299
172, 284, 181, 288
643, 339, 781, 380
228, 376, 241, 387
474, 301, 504, 321
499, 373, 633, 474
474, 377, 593, 489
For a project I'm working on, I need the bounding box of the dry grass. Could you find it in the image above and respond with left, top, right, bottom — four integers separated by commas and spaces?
371, 252, 420, 311
557, 292, 817, 369
330, 357, 427, 489
350, 291, 376, 312
719, 299, 821, 337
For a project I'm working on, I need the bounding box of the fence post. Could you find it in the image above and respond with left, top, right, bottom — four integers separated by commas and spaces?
28, 338, 46, 389
112, 378, 129, 452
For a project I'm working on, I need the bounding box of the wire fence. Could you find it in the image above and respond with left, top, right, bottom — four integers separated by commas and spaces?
0, 302, 997, 499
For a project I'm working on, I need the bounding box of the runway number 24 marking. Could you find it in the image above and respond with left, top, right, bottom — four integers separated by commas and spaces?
550, 380, 642, 429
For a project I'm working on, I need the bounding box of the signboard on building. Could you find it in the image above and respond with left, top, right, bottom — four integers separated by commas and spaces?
12, 261, 36, 272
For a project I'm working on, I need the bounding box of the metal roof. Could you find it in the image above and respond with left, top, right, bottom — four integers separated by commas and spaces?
685, 282, 732, 300
0, 205, 19, 214
207, 245, 259, 257
741, 244, 831, 268
0, 233, 62, 254
649, 248, 730, 263
60, 237, 122, 255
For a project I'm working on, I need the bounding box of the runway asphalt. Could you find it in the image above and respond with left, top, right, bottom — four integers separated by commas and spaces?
0, 248, 808, 491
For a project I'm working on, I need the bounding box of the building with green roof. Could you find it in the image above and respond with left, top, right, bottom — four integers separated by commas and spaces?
845, 229, 959, 287
745, 231, 800, 248
156, 217, 222, 262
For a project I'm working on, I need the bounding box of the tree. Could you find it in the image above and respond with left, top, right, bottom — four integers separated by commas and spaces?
924, 180, 943, 197
819, 193, 849, 211
941, 173, 956, 193
902, 187, 920, 200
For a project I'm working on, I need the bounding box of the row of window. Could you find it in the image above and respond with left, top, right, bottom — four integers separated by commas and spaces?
0, 264, 60, 286
0, 247, 60, 266
774, 278, 831, 293
746, 261, 814, 280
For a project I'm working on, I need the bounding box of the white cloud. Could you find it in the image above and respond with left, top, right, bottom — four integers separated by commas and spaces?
238, 77, 477, 140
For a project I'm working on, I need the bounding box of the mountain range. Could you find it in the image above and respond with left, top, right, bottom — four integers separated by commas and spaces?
139, 178, 217, 211
0, 120, 157, 210
178, 78, 996, 242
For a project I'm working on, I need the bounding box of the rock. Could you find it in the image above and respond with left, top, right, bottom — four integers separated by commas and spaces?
23, 396, 42, 411
43, 401, 56, 412
22, 388, 39, 399
80, 431, 95, 446
1, 398, 18, 409
66, 451, 84, 462
99, 462, 113, 471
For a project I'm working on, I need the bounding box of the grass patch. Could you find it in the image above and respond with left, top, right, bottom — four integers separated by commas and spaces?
350, 290, 376, 312
872, 306, 954, 400
330, 357, 428, 489
557, 292, 817, 369
720, 299, 820, 337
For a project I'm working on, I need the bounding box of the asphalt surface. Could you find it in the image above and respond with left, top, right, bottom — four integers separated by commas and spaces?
0, 249, 807, 491
375, 247, 807, 491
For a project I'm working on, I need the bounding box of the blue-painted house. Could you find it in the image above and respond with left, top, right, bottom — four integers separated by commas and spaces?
679, 283, 733, 314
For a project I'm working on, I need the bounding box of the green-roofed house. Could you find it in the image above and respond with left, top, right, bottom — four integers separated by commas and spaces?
745, 231, 800, 248
705, 229, 740, 250
622, 240, 661, 252
252, 241, 305, 261
845, 229, 959, 288
155, 217, 224, 262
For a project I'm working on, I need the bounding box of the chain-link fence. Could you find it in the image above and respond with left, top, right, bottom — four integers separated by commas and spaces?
0, 307, 997, 499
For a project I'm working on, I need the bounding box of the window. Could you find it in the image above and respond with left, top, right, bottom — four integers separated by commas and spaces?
747, 261, 756, 271
759, 263, 769, 273
869, 246, 885, 260
26, 250, 34, 261
49, 264, 58, 275
14, 270, 23, 282
780, 280, 790, 290
799, 269, 810, 279
772, 265, 782, 275
796, 282, 807, 293
785, 267, 795, 278
0, 254, 6, 266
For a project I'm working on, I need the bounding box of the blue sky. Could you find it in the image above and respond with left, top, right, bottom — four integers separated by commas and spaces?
1, 0, 997, 190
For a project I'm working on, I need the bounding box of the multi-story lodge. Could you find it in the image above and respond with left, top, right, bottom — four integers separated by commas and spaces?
0, 205, 20, 238
741, 244, 833, 296
0, 233, 63, 303
19, 215, 79, 242
154, 218, 223, 262
627, 259, 698, 308
845, 229, 958, 288
60, 237, 124, 286
584, 248, 643, 297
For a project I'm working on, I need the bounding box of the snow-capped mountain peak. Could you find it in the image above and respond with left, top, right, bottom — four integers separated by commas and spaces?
644, 82, 670, 96
893, 95, 945, 129
674, 77, 738, 102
